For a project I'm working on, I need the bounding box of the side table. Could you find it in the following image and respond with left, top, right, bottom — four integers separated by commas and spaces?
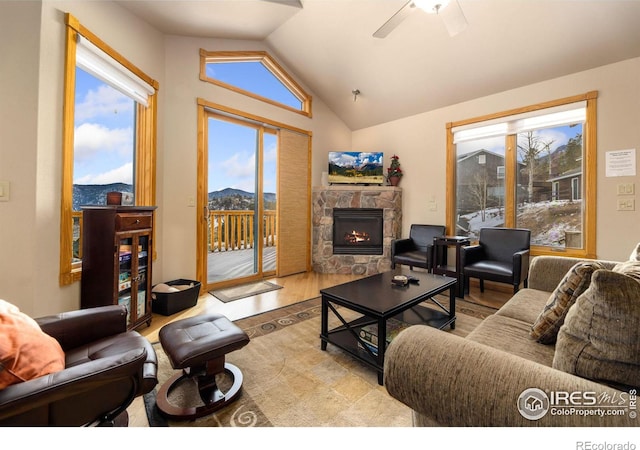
432, 236, 470, 298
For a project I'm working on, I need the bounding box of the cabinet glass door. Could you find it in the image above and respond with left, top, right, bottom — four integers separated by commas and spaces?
137, 235, 149, 320
118, 236, 134, 326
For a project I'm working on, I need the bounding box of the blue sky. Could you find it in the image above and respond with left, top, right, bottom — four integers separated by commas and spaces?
74, 67, 135, 185
207, 118, 277, 194
206, 61, 301, 110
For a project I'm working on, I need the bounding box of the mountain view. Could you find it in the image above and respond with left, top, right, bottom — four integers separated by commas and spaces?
73, 184, 275, 211
73, 183, 133, 211
208, 188, 276, 210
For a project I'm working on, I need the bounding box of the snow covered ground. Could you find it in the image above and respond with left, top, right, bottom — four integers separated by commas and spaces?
459, 200, 581, 247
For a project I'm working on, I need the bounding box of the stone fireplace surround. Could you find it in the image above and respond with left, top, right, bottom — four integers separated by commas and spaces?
312, 185, 402, 275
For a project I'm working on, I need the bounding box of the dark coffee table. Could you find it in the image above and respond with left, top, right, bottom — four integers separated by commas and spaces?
320, 268, 457, 385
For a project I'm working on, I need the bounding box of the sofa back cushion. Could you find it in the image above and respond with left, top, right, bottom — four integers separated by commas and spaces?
613, 260, 640, 283
553, 269, 640, 390
530, 261, 604, 344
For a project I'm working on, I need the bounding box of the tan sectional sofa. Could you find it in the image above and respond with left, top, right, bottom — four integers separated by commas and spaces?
384, 255, 639, 426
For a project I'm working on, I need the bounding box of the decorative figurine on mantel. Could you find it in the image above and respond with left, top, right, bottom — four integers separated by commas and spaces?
387, 154, 403, 186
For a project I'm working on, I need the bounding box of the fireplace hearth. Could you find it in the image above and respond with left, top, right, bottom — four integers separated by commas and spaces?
333, 208, 383, 255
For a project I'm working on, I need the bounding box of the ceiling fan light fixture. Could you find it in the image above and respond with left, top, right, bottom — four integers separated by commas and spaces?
413, 0, 450, 14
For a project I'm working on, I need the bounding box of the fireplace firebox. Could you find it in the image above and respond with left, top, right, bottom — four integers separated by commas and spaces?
333, 208, 383, 255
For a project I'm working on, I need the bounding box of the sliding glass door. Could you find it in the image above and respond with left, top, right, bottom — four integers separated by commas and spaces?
205, 113, 277, 289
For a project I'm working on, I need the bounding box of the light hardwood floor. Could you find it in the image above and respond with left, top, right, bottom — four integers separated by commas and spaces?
128, 269, 512, 426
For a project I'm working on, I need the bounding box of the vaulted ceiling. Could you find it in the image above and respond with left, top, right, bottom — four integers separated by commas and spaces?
116, 0, 640, 130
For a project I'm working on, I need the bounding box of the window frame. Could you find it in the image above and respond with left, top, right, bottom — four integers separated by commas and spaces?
446, 91, 598, 259
199, 50, 312, 118
59, 13, 158, 285
572, 177, 581, 201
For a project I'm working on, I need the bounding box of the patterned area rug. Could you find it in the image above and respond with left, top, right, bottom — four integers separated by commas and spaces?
210, 281, 283, 303
144, 296, 495, 427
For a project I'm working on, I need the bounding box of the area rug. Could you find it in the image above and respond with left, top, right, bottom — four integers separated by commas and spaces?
210, 281, 283, 303
144, 295, 494, 427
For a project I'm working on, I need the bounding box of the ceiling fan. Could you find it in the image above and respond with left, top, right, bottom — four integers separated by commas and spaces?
373, 0, 468, 38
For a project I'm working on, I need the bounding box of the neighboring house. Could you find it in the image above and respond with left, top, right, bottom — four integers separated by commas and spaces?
457, 149, 527, 214
548, 168, 583, 202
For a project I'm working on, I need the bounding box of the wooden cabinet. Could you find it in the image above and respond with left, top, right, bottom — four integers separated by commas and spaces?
81, 206, 157, 330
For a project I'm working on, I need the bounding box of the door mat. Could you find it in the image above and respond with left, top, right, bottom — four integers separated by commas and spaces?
211, 281, 283, 303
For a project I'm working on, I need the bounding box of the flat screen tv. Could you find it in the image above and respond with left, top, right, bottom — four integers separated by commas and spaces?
328, 152, 384, 185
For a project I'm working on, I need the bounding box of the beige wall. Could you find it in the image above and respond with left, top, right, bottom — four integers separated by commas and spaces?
351, 57, 640, 261
0, 2, 41, 313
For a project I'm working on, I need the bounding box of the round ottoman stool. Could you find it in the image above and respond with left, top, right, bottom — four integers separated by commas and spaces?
156, 313, 250, 420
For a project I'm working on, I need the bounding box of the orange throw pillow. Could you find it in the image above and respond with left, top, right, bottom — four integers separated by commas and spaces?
0, 300, 65, 389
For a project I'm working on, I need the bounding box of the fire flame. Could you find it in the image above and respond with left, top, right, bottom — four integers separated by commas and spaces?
344, 230, 370, 243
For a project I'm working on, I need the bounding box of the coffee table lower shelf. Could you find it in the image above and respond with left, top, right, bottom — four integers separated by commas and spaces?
320, 304, 455, 385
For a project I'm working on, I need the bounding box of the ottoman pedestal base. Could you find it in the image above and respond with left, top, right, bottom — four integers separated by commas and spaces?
156, 359, 244, 420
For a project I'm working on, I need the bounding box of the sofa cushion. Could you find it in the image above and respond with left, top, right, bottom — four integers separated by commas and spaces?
0, 300, 65, 389
530, 261, 604, 344
495, 288, 550, 324
553, 269, 640, 390
467, 314, 556, 367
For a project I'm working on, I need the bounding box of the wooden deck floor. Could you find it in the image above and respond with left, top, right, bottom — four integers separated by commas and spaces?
207, 246, 276, 283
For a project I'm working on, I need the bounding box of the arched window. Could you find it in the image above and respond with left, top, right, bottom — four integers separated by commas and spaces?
200, 50, 312, 117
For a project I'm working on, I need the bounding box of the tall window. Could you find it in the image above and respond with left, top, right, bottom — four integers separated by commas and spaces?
60, 14, 158, 285
199, 50, 312, 117
447, 92, 597, 258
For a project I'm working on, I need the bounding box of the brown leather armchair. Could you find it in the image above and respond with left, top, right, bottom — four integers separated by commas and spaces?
391, 224, 446, 271
461, 227, 531, 294
0, 305, 157, 426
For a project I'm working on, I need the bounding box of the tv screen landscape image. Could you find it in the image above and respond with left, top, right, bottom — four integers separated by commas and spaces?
328, 152, 384, 185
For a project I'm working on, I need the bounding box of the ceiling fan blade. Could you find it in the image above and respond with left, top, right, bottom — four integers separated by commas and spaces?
440, 0, 468, 36
262, 0, 303, 8
373, 0, 415, 39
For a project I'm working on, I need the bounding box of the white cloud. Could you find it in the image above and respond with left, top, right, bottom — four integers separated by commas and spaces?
74, 162, 134, 185
74, 123, 133, 161
330, 152, 357, 166
220, 153, 256, 178
75, 84, 133, 122
264, 142, 277, 163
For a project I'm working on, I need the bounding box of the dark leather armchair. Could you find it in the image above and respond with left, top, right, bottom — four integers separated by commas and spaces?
391, 224, 446, 271
461, 227, 531, 294
0, 305, 157, 426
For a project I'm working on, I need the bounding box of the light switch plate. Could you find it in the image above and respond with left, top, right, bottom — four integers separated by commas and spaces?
617, 183, 635, 195
617, 198, 635, 211
0, 181, 9, 202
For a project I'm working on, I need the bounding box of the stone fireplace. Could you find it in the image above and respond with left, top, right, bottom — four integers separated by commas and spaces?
312, 185, 402, 275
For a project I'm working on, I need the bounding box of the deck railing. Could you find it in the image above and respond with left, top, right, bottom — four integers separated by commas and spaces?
73, 210, 275, 257
208, 210, 276, 252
